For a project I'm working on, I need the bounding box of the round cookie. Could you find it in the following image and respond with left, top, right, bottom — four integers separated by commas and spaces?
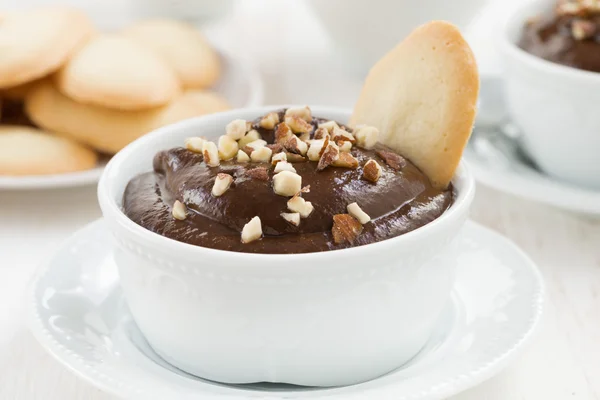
25, 81, 228, 154
1, 78, 44, 100
0, 126, 98, 175
350, 21, 479, 189
123, 19, 221, 89
55, 34, 180, 110
183, 90, 231, 114
0, 7, 94, 88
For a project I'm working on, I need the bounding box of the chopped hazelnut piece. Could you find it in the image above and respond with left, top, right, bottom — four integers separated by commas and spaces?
287, 195, 314, 218
217, 135, 239, 160
317, 142, 340, 171
273, 170, 302, 196
332, 152, 359, 169
246, 139, 268, 150
172, 200, 187, 220
202, 141, 220, 167
339, 141, 352, 152
241, 216, 262, 243
347, 202, 371, 224
274, 160, 297, 174
284, 135, 308, 155
238, 130, 261, 148
572, 19, 596, 40
212, 173, 234, 196
285, 106, 312, 122
318, 120, 339, 133
267, 143, 283, 153
332, 126, 356, 143
332, 214, 363, 244
307, 139, 327, 161
281, 212, 301, 226
354, 125, 379, 149
376, 150, 406, 170
285, 116, 313, 134
299, 132, 311, 142
245, 167, 269, 181
275, 123, 293, 143
250, 146, 273, 162
362, 159, 382, 182
313, 127, 330, 140
237, 150, 250, 163
241, 145, 254, 156
226, 119, 249, 140
184, 137, 206, 153
259, 112, 280, 129
285, 152, 307, 163
271, 152, 287, 165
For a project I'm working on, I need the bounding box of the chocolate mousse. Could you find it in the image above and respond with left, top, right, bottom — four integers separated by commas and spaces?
123, 107, 453, 254
520, 0, 600, 72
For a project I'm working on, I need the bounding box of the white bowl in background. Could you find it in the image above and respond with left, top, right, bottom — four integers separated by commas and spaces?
97, 106, 475, 387
307, 0, 493, 75
499, 0, 600, 190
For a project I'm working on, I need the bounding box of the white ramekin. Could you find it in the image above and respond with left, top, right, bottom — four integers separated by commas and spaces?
499, 0, 600, 189
98, 106, 475, 387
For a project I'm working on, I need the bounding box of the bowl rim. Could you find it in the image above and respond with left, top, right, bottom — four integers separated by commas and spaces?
498, 0, 600, 83
98, 105, 475, 262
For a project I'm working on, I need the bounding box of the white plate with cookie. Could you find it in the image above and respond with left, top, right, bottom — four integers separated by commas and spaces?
0, 9, 264, 190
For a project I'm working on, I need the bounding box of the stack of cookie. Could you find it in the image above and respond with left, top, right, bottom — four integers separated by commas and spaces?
0, 7, 229, 176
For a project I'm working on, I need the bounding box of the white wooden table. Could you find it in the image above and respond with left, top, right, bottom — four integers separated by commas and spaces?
1, 1, 599, 399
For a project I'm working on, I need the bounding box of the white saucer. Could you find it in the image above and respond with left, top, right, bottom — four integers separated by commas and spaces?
0, 50, 264, 191
28, 219, 544, 400
464, 76, 600, 215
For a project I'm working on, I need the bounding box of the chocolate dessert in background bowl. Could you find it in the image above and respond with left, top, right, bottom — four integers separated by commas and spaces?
98, 21, 478, 387
499, 0, 600, 189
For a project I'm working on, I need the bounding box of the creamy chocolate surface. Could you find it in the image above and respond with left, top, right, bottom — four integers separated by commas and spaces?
123, 110, 452, 254
520, 4, 600, 72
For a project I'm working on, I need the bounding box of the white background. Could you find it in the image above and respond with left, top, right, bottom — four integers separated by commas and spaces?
1, 0, 599, 399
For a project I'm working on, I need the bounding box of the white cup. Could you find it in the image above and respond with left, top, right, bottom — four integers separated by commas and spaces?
499, 0, 600, 189
307, 0, 493, 74
98, 106, 474, 387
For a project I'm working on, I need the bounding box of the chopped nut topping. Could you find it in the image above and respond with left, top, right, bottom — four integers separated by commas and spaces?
285, 152, 307, 163
332, 214, 363, 244
313, 127, 330, 140
212, 173, 234, 196
217, 135, 239, 161
318, 120, 339, 133
307, 139, 327, 161
273, 170, 302, 197
245, 167, 269, 181
347, 202, 371, 224
259, 112, 280, 129
202, 141, 220, 167
285, 106, 312, 122
241, 216, 262, 243
339, 141, 352, 152
285, 116, 313, 134
299, 132, 311, 142
332, 152, 359, 169
274, 160, 297, 174
281, 212, 301, 226
362, 159, 382, 182
275, 123, 293, 143
226, 119, 249, 140
184, 137, 206, 153
246, 139, 267, 150
237, 150, 250, 163
172, 200, 187, 220
317, 142, 340, 171
572, 19, 596, 39
241, 145, 254, 156
287, 195, 314, 218
332, 126, 356, 143
354, 125, 379, 149
284, 135, 309, 155
238, 130, 261, 148
250, 146, 273, 162
267, 143, 283, 153
376, 150, 406, 170
271, 152, 287, 165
